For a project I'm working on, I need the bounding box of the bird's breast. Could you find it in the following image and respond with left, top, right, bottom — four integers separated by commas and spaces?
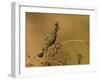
45, 33, 57, 48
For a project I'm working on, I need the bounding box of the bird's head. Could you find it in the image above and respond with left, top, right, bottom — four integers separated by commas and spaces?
54, 22, 60, 32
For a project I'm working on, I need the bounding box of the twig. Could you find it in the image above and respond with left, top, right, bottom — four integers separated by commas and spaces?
46, 59, 63, 65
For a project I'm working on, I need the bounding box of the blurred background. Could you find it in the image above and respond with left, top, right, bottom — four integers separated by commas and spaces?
26, 12, 89, 67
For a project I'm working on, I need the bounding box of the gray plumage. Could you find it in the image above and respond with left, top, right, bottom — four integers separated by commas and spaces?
38, 22, 60, 57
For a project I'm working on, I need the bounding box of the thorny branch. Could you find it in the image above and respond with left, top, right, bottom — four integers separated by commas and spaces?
32, 40, 88, 66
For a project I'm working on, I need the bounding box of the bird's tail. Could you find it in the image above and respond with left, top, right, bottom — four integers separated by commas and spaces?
38, 48, 45, 57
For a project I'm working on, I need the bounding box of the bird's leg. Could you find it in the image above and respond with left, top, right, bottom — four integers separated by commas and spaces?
51, 44, 57, 57
54, 42, 62, 55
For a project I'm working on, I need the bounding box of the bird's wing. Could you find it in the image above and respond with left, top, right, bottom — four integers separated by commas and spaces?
45, 34, 49, 41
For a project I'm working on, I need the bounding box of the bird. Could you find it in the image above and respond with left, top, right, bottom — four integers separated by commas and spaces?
38, 22, 60, 57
